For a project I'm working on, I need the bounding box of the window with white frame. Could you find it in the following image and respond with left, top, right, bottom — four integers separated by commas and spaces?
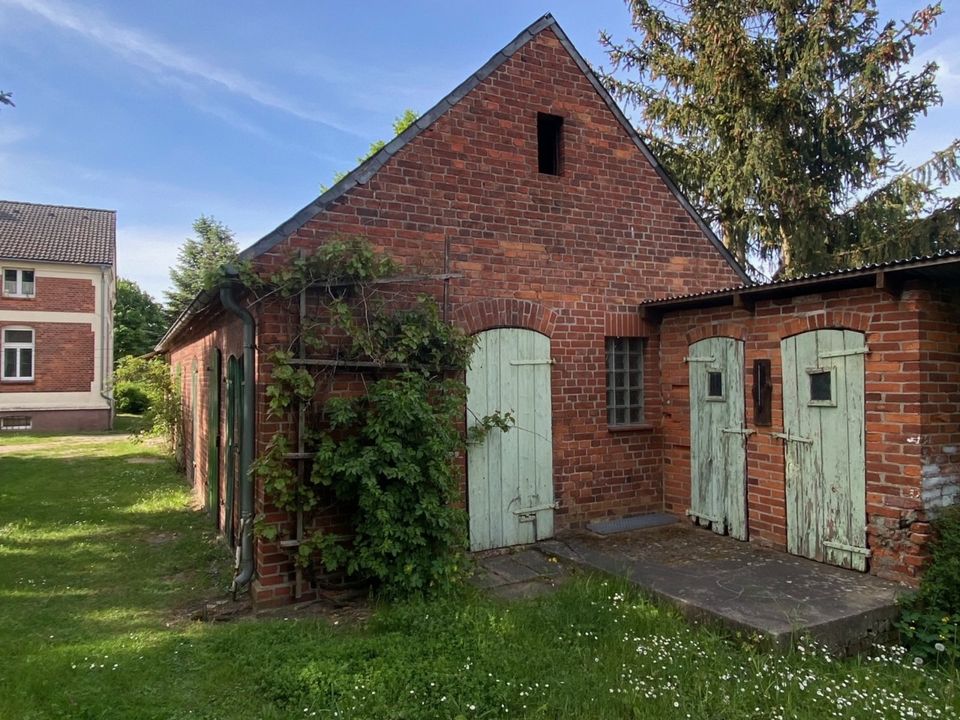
2, 328, 34, 381
1, 416, 32, 430
3, 268, 35, 297
606, 337, 645, 426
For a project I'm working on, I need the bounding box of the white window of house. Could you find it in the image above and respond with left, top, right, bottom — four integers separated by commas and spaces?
3, 268, 36, 297
2, 328, 34, 381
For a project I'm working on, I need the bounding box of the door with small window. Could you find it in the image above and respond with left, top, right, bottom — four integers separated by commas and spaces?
688, 337, 747, 540
780, 329, 867, 570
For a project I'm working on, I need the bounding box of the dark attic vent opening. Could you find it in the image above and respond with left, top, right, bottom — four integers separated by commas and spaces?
537, 112, 563, 175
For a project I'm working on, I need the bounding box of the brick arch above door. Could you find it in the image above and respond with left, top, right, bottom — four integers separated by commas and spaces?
454, 298, 557, 337
686, 321, 748, 345
780, 310, 872, 339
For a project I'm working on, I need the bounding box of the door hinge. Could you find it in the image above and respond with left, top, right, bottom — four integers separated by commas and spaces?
685, 509, 724, 524
770, 431, 813, 444
684, 355, 715, 363
509, 358, 555, 366
823, 540, 871, 557
721, 427, 756, 437
513, 501, 559, 516
818, 346, 869, 359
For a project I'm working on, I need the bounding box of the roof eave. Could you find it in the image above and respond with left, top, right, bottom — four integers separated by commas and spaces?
638, 253, 960, 317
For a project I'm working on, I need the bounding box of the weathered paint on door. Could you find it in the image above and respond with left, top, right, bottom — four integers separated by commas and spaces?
688, 337, 748, 540
781, 329, 867, 571
206, 348, 221, 525
466, 328, 554, 551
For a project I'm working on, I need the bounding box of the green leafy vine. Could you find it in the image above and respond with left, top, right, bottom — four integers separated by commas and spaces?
249, 237, 512, 597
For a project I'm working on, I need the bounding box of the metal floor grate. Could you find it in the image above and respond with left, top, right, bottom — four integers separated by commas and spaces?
586, 513, 678, 535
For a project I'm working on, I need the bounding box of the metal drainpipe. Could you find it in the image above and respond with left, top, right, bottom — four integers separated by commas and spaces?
98, 266, 114, 420
220, 268, 256, 594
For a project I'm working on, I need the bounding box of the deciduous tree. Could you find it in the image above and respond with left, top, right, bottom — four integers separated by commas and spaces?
114, 278, 166, 361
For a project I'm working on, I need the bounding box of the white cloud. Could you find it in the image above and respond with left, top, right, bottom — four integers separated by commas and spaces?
114, 224, 183, 299
0, 0, 362, 136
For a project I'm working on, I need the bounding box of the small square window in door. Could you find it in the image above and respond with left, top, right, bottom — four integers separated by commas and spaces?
707, 371, 723, 399
809, 370, 832, 403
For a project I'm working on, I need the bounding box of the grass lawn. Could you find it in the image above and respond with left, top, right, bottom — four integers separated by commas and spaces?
1, 433, 958, 719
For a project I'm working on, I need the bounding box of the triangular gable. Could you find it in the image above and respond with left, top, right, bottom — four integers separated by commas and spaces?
238, 13, 750, 283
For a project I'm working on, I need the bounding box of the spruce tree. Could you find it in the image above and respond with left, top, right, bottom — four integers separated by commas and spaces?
164, 215, 238, 318
600, 1, 956, 276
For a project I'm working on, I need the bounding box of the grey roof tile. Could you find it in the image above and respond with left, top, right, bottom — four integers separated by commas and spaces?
0, 200, 116, 265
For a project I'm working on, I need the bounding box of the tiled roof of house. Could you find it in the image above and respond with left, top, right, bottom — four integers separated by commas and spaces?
0, 199, 116, 266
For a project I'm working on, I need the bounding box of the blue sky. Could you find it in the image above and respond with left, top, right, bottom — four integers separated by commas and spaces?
1, 0, 958, 300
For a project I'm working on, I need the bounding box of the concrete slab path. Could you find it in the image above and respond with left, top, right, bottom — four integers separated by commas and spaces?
539, 524, 906, 653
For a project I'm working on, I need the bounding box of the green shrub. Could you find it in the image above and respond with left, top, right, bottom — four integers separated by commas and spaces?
113, 355, 181, 448
114, 381, 151, 414
897, 504, 960, 665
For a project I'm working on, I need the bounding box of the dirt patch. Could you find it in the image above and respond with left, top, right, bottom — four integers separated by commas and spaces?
127, 457, 163, 464
178, 588, 373, 627
146, 532, 178, 545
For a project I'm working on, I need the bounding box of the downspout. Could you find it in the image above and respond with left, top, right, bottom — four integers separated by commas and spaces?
220, 268, 256, 595
98, 266, 114, 421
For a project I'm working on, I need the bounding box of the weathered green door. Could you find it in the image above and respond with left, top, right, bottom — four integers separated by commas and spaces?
688, 337, 748, 539
781, 329, 867, 570
466, 328, 554, 551
206, 348, 221, 525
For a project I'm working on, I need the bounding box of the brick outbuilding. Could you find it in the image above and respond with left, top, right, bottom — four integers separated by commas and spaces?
158, 14, 959, 607
642, 255, 960, 584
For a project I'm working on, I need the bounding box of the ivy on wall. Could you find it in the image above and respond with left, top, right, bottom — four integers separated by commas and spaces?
248, 236, 511, 596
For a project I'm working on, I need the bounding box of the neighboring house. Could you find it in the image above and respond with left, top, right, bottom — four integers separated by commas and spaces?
0, 200, 116, 432
157, 14, 958, 608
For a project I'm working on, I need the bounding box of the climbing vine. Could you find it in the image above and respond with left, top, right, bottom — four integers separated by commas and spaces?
249, 236, 511, 597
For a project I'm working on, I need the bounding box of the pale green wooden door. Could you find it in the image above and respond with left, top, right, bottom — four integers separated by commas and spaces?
688, 337, 748, 540
781, 329, 867, 571
467, 328, 554, 551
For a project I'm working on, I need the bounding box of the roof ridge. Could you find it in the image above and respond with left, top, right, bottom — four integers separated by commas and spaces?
239, 13, 558, 261
0, 199, 117, 214
237, 13, 748, 282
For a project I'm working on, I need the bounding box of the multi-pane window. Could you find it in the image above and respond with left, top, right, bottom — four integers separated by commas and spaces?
2, 328, 34, 381
606, 337, 644, 426
3, 268, 35, 297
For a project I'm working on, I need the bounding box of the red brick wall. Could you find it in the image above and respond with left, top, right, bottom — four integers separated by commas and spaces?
0, 276, 96, 312
0, 408, 109, 432
238, 29, 743, 605
168, 311, 246, 535
659, 283, 937, 584
0, 321, 94, 392
166, 28, 746, 606
918, 287, 960, 521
